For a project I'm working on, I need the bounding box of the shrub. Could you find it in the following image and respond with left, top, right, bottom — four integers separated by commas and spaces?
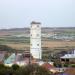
0, 64, 5, 69
53, 62, 62, 68
0, 64, 52, 75
0, 65, 13, 75
12, 64, 19, 70
15, 64, 52, 75
70, 64, 75, 67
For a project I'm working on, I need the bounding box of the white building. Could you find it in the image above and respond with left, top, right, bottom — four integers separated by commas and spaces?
30, 21, 42, 59
61, 50, 75, 59
60, 50, 75, 62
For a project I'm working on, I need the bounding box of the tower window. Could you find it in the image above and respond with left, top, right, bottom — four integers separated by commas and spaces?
37, 25, 39, 27
37, 34, 39, 36
37, 44, 39, 46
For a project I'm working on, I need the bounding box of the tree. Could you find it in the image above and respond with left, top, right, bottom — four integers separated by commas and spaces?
12, 64, 20, 70
15, 64, 52, 75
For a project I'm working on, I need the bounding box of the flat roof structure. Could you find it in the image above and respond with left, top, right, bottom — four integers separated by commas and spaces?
61, 54, 75, 59
31, 21, 41, 24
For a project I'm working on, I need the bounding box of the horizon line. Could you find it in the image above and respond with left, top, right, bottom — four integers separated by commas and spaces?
0, 26, 75, 30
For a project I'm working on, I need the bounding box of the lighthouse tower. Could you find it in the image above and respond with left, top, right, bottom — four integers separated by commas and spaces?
30, 21, 42, 59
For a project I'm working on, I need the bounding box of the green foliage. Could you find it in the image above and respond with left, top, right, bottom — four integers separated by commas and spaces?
12, 64, 20, 70
0, 64, 5, 69
0, 64, 12, 75
0, 64, 52, 75
53, 62, 62, 68
70, 64, 75, 67
64, 64, 69, 67
15, 64, 51, 75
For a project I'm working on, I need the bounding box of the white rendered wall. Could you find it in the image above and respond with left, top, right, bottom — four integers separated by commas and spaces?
30, 23, 42, 59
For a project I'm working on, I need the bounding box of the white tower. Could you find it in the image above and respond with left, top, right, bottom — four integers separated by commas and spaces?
30, 21, 42, 59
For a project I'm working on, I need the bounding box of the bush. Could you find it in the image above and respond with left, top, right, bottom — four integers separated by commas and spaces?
12, 64, 19, 70
53, 62, 62, 68
0, 64, 13, 75
15, 64, 52, 75
0, 64, 52, 75
64, 64, 68, 67
0, 64, 5, 68
70, 64, 75, 67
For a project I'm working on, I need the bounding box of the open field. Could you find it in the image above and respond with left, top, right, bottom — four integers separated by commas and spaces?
1, 40, 75, 50
42, 40, 75, 48
0, 27, 75, 52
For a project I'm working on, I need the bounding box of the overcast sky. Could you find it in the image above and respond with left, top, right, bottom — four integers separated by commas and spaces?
0, 0, 74, 29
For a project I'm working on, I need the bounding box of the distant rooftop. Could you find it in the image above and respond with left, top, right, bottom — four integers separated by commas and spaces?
31, 21, 41, 24
61, 50, 75, 59
61, 54, 75, 59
